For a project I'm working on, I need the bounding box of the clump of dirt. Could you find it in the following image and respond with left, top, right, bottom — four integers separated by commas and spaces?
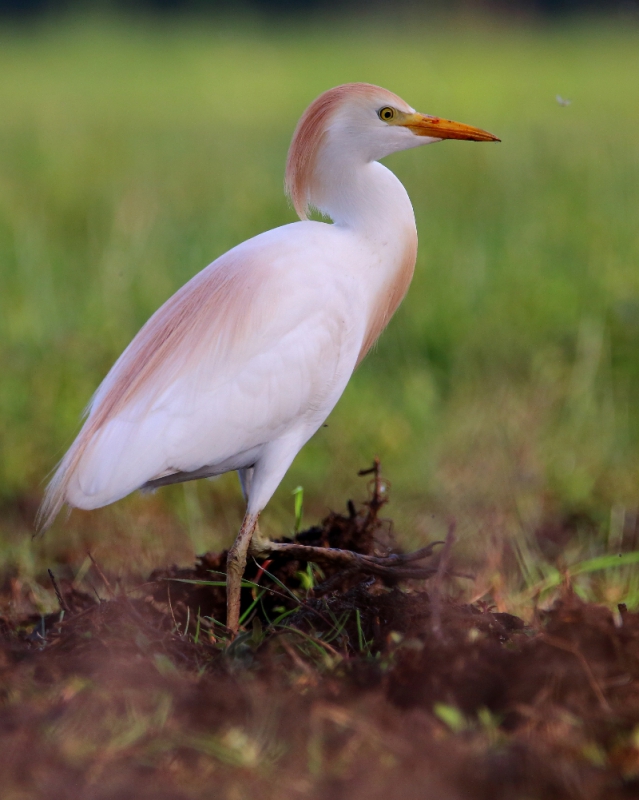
2, 468, 639, 800
148, 462, 399, 632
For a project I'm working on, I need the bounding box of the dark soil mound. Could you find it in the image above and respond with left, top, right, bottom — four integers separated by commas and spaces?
2, 469, 639, 799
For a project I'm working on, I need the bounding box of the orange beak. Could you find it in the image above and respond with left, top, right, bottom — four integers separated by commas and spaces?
401, 112, 500, 142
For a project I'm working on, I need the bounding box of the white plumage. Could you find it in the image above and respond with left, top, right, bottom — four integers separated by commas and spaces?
40, 83, 498, 633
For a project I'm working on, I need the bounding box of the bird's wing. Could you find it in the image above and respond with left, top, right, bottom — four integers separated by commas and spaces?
39, 223, 364, 527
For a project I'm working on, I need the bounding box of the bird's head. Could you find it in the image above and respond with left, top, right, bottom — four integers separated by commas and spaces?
286, 82, 499, 220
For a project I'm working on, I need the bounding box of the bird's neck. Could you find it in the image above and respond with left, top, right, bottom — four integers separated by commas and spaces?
312, 158, 416, 240
311, 156, 418, 363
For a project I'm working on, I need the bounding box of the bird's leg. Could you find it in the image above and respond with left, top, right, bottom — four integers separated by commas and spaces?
237, 467, 254, 504
226, 511, 259, 636
235, 467, 272, 568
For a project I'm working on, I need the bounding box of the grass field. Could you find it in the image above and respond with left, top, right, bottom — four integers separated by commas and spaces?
1, 14, 639, 607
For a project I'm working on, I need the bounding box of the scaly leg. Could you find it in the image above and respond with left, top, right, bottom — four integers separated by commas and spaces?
226, 511, 259, 636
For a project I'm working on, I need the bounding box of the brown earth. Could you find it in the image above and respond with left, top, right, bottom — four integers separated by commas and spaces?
2, 469, 639, 800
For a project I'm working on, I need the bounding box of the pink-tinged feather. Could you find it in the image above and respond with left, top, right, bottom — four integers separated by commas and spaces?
285, 83, 407, 220
38, 253, 262, 530
357, 227, 418, 364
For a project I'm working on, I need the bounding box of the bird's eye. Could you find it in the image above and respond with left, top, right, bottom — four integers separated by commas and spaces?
378, 107, 396, 122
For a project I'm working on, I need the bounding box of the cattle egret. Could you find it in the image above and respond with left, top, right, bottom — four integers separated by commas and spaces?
39, 83, 499, 634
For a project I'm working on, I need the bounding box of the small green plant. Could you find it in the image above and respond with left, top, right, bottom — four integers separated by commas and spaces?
193, 608, 202, 645
292, 486, 304, 534
433, 703, 467, 733
355, 608, 368, 653
296, 561, 325, 593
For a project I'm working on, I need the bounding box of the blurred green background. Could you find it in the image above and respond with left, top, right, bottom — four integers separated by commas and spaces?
1, 11, 639, 606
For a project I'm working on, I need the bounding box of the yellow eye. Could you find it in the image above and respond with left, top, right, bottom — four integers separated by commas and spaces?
378, 106, 395, 122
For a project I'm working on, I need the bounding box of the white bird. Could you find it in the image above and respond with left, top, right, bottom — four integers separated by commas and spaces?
39, 83, 499, 634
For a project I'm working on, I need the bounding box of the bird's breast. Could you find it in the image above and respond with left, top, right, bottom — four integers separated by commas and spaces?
356, 223, 418, 364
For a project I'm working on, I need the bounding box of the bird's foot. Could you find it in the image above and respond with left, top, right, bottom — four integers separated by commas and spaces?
253, 539, 445, 583
248, 522, 274, 558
